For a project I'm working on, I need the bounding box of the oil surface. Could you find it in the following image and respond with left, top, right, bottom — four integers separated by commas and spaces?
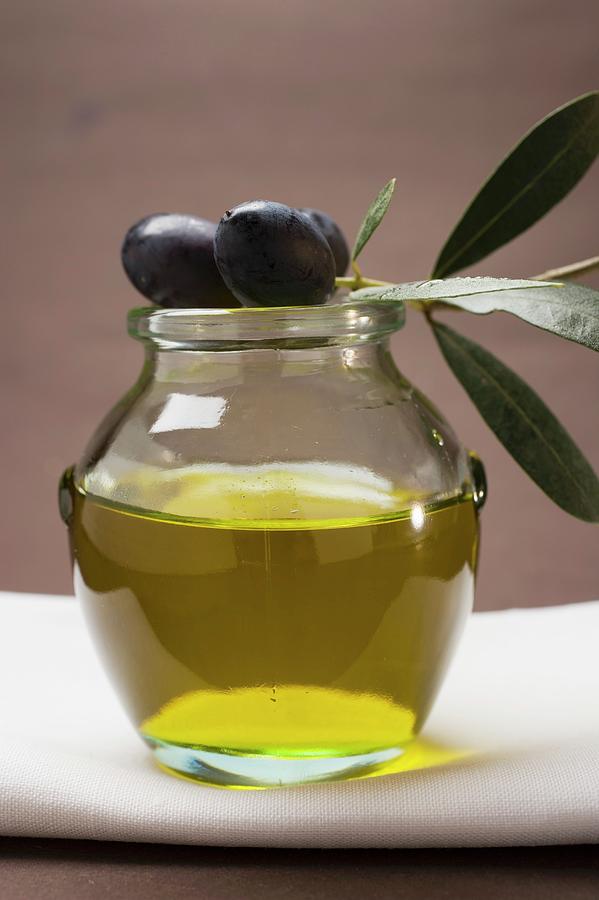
69, 468, 478, 760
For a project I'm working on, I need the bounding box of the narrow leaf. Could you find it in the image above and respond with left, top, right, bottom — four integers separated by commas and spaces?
432, 92, 599, 278
433, 282, 599, 352
431, 321, 599, 522
351, 276, 560, 303
352, 178, 396, 261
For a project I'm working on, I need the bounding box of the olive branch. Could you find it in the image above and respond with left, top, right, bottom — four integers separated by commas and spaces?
339, 91, 599, 522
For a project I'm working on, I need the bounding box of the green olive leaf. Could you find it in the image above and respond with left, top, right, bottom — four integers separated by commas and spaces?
432, 282, 599, 352
352, 178, 396, 262
432, 91, 599, 278
351, 277, 599, 351
351, 276, 559, 302
431, 321, 599, 522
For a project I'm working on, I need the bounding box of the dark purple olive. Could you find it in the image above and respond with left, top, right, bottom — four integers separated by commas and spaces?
121, 213, 240, 308
298, 208, 350, 275
214, 200, 336, 307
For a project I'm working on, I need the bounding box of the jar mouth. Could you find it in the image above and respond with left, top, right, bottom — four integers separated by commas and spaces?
128, 296, 405, 350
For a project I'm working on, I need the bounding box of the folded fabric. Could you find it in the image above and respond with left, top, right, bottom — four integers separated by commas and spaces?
0, 592, 598, 848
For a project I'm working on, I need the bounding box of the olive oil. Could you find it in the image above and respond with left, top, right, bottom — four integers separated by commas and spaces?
67, 466, 478, 786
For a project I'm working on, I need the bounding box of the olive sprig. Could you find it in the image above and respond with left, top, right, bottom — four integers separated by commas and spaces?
119, 92, 598, 521
343, 91, 599, 523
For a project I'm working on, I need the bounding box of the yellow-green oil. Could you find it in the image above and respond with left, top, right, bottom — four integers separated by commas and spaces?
66, 468, 478, 781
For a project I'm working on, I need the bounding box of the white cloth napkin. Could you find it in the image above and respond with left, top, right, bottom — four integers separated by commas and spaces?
0, 591, 598, 848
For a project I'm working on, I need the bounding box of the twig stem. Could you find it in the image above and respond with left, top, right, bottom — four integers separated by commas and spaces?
533, 255, 599, 282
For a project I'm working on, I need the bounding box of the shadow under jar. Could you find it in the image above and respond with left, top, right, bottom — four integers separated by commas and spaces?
59, 299, 485, 788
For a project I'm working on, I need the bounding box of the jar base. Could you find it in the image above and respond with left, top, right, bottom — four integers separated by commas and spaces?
144, 736, 405, 789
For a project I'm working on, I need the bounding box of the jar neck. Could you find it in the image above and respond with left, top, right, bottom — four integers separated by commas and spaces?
147, 338, 397, 385
128, 299, 405, 353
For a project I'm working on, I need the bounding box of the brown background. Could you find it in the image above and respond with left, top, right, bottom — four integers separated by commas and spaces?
1, 1, 598, 609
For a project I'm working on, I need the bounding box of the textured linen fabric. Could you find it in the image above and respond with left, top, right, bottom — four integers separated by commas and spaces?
0, 592, 598, 848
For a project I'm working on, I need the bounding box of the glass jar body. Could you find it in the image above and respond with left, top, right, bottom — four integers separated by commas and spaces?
60, 305, 482, 788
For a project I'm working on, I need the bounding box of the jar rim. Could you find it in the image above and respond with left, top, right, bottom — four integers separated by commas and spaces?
128, 297, 405, 350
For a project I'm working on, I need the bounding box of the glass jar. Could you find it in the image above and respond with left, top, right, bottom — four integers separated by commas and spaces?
59, 299, 485, 788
